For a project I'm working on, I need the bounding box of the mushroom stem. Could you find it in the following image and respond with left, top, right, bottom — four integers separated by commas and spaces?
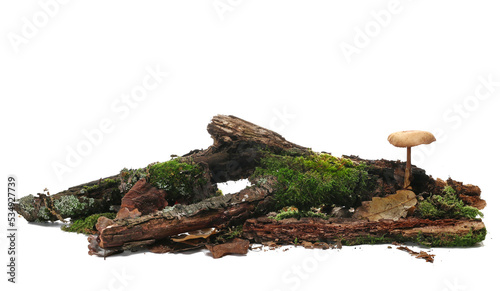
404, 147, 411, 189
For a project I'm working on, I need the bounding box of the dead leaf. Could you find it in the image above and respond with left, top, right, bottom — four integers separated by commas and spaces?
353, 190, 417, 221
171, 228, 217, 242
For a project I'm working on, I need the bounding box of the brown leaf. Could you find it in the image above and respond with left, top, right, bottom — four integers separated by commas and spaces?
353, 190, 417, 221
171, 228, 217, 242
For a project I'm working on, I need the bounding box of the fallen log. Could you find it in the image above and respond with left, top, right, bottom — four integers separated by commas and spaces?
11, 114, 486, 257
242, 216, 486, 247
15, 176, 122, 222
88, 176, 277, 255
15, 115, 309, 222
178, 114, 309, 182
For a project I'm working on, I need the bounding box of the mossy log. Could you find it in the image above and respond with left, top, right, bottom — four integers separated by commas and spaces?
15, 115, 308, 222
178, 114, 309, 183
88, 177, 277, 255
346, 155, 486, 210
243, 217, 486, 247
12, 114, 486, 256
14, 176, 122, 222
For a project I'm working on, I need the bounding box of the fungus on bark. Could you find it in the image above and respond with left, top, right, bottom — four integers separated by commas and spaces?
387, 130, 436, 189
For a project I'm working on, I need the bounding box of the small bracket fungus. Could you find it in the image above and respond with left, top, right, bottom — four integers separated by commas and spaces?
388, 130, 436, 189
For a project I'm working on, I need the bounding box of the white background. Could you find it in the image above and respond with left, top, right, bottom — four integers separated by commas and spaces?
1, 1, 499, 290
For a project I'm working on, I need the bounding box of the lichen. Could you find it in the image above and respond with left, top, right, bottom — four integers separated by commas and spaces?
53, 195, 95, 217
251, 152, 375, 211
417, 186, 483, 219
19, 194, 36, 214
37, 206, 51, 220
61, 212, 116, 234
119, 167, 149, 193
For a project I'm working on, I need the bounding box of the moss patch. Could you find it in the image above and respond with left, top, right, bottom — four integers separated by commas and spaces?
148, 159, 206, 204
61, 212, 116, 234
417, 186, 483, 219
416, 227, 487, 247
80, 178, 119, 194
342, 234, 395, 246
339, 227, 486, 247
252, 152, 375, 211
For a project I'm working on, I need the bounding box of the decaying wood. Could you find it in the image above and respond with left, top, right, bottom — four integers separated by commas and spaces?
88, 115, 486, 255
242, 216, 485, 245
12, 114, 487, 257
346, 155, 486, 209
14, 115, 308, 222
178, 115, 309, 183
14, 176, 122, 222
88, 177, 277, 255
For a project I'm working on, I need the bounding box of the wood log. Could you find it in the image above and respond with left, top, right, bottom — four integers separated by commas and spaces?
178, 115, 309, 183
242, 216, 486, 247
88, 177, 277, 255
11, 114, 486, 256
15, 115, 308, 222
14, 176, 122, 222
86, 115, 486, 256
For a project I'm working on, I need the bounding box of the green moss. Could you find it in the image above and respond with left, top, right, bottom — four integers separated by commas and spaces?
417, 186, 483, 219
252, 152, 375, 211
148, 159, 206, 203
53, 195, 95, 217
80, 178, 120, 194
339, 227, 486, 247
270, 206, 328, 221
343, 234, 394, 246
416, 228, 486, 247
224, 225, 244, 239
61, 212, 116, 234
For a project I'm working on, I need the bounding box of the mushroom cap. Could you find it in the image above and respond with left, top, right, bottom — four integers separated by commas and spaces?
387, 130, 436, 148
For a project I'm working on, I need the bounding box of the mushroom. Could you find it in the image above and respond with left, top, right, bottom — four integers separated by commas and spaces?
387, 130, 436, 189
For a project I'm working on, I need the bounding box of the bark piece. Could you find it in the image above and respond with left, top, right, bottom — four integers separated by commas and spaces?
116, 208, 141, 220
96, 216, 114, 233
353, 190, 417, 221
206, 238, 250, 259
396, 246, 435, 263
116, 178, 168, 219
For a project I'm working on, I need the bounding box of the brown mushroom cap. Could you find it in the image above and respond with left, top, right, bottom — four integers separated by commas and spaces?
387, 130, 436, 148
